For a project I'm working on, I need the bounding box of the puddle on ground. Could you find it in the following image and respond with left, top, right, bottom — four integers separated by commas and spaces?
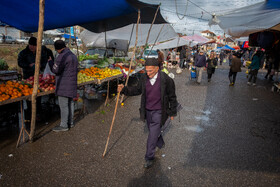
184, 125, 204, 132
195, 116, 209, 121
202, 110, 211, 115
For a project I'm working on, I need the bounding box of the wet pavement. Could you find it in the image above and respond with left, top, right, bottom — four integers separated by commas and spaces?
0, 63, 280, 186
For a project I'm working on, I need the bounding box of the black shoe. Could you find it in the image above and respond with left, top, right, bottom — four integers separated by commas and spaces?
68, 124, 75, 128
144, 160, 154, 169
52, 126, 69, 132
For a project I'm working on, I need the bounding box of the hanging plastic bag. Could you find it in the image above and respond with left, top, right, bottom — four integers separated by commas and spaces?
43, 63, 55, 79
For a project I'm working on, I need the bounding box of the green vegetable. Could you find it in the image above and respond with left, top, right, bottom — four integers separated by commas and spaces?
0, 58, 9, 70
78, 54, 99, 62
96, 59, 109, 68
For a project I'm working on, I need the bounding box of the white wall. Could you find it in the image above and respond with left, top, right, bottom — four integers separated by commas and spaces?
0, 27, 20, 38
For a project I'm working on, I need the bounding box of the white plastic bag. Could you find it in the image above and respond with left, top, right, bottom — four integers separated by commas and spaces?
43, 63, 55, 79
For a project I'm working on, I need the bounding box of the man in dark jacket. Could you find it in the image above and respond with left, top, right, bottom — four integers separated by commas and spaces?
18, 37, 54, 79
18, 37, 54, 121
194, 50, 206, 84
118, 58, 178, 168
228, 52, 242, 86
49, 40, 78, 132
179, 46, 186, 68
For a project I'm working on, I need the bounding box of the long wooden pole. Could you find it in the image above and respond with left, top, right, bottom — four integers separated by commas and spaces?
103, 9, 141, 157
127, 24, 135, 53
30, 0, 45, 142
139, 4, 160, 59
147, 24, 165, 58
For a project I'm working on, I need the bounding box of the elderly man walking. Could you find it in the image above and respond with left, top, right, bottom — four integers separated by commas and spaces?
118, 58, 178, 168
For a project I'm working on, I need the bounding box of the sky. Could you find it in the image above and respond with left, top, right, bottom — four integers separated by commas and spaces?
140, 0, 265, 36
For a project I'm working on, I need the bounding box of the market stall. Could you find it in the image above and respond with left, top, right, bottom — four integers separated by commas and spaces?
0, 0, 166, 150
0, 51, 151, 147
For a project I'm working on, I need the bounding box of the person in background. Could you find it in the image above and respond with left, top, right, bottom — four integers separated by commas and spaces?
156, 49, 164, 69
171, 48, 177, 65
264, 51, 274, 80
194, 50, 207, 84
241, 50, 249, 67
247, 50, 262, 86
1, 34, 6, 43
118, 58, 177, 169
49, 40, 78, 132
206, 51, 218, 82
219, 50, 225, 65
228, 51, 233, 65
179, 46, 186, 69
228, 52, 242, 86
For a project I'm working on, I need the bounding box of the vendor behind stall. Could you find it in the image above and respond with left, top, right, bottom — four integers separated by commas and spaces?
17, 37, 54, 121
18, 37, 54, 79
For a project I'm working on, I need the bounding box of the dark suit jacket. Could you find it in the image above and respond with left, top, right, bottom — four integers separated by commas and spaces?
122, 71, 177, 126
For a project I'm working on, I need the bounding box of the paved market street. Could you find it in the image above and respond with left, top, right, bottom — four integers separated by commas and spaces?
0, 64, 280, 186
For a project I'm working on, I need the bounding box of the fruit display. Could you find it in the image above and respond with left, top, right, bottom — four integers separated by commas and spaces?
77, 71, 95, 84
0, 80, 37, 102
78, 67, 122, 84
22, 74, 56, 92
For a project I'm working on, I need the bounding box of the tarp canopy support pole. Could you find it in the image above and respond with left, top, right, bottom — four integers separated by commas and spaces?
139, 4, 161, 58
30, 0, 45, 142
74, 26, 79, 58
147, 24, 164, 57
127, 24, 135, 52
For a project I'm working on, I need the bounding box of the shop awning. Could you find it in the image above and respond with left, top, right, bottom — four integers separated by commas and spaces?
182, 34, 209, 44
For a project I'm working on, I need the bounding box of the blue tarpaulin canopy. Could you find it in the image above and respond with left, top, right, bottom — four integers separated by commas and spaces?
0, 0, 166, 33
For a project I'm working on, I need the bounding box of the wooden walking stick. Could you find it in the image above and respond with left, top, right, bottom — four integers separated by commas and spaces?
103, 9, 141, 157
102, 91, 120, 157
